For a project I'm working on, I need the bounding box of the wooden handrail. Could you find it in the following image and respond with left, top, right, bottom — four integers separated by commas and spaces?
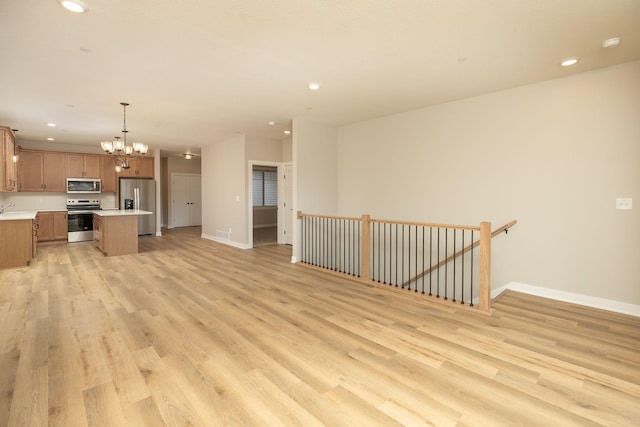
370, 218, 480, 231
297, 211, 362, 222
400, 220, 517, 288
298, 211, 482, 231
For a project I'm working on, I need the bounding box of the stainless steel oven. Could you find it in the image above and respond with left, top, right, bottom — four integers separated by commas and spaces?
67, 198, 101, 242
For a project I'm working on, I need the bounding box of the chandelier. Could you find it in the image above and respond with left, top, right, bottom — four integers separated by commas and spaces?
100, 102, 148, 172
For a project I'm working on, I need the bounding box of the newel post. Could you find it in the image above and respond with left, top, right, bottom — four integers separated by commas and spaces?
479, 221, 491, 312
361, 214, 371, 282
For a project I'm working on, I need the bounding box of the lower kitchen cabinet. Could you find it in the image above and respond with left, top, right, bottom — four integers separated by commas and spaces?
0, 219, 34, 268
37, 211, 68, 241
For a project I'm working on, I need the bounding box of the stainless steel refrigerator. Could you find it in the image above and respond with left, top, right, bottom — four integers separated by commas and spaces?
119, 178, 156, 236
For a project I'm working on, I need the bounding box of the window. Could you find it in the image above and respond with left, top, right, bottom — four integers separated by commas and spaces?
252, 166, 277, 207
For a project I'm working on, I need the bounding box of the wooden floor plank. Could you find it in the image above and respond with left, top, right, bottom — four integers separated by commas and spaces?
0, 225, 638, 426
82, 382, 127, 427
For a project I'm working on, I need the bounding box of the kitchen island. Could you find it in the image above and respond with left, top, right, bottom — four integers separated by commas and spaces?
93, 210, 152, 257
0, 211, 37, 268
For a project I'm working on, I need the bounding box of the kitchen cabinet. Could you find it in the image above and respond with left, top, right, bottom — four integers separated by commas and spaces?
66, 154, 100, 178
37, 211, 68, 241
100, 156, 117, 192
19, 151, 42, 191
1, 126, 18, 192
19, 150, 66, 192
118, 156, 154, 178
0, 218, 35, 268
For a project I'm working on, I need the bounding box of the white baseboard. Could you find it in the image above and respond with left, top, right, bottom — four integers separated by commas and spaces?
290, 255, 297, 264
155, 231, 162, 237
493, 282, 640, 317
201, 233, 251, 250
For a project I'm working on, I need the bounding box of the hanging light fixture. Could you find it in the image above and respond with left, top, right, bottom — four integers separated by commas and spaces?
100, 102, 148, 172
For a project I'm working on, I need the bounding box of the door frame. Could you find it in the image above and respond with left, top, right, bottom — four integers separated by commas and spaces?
169, 172, 201, 229
282, 162, 293, 245
247, 160, 284, 248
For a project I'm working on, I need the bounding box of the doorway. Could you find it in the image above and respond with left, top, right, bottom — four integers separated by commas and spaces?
252, 165, 278, 246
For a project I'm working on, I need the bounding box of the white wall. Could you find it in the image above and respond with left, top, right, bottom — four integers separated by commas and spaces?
17, 139, 106, 154
294, 119, 338, 215
201, 135, 248, 246
336, 61, 640, 305
245, 136, 283, 162
292, 119, 338, 261
2, 192, 117, 210
282, 136, 292, 162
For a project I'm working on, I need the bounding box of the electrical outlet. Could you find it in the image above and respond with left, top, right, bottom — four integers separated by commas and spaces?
616, 198, 632, 210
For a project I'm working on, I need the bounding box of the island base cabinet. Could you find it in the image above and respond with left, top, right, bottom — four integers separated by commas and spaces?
93, 216, 104, 252
93, 214, 138, 256
0, 219, 33, 268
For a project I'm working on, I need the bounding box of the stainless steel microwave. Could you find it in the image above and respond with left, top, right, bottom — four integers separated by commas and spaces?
66, 178, 102, 194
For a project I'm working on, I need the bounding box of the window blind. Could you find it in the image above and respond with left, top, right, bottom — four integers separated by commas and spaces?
252, 167, 277, 207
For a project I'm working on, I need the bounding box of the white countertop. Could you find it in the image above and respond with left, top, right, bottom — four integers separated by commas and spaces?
93, 209, 152, 217
0, 211, 38, 221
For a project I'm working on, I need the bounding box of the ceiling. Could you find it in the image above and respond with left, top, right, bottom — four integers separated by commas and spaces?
0, 0, 638, 156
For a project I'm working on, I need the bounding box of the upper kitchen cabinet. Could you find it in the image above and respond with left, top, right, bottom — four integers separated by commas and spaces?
19, 150, 66, 192
118, 156, 154, 178
66, 154, 100, 178
100, 156, 117, 192
0, 126, 18, 192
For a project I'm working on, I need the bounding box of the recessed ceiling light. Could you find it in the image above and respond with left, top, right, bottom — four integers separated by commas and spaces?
58, 0, 88, 13
284, 130, 291, 135
308, 83, 320, 90
47, 137, 55, 141
602, 37, 621, 48
46, 122, 56, 127
268, 121, 276, 126
561, 57, 579, 67
183, 153, 193, 160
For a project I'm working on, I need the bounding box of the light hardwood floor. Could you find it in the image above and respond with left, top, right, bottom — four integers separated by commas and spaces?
1, 227, 639, 426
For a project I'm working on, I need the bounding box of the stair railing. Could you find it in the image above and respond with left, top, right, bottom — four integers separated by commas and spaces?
297, 212, 516, 313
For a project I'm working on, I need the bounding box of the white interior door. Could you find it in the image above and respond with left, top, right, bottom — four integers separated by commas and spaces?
172, 175, 191, 227
189, 176, 202, 226
283, 164, 293, 245
172, 174, 202, 227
